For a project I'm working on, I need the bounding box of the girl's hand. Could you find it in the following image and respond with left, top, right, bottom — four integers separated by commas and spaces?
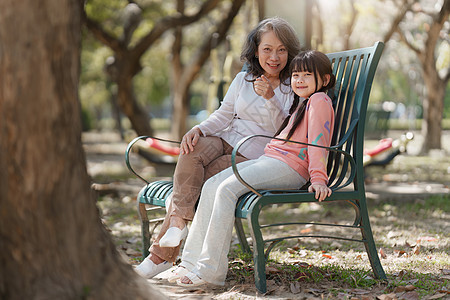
180, 127, 202, 155
308, 183, 332, 202
254, 75, 275, 100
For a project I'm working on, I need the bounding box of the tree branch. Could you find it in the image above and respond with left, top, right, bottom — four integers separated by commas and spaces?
82, 10, 123, 53
382, 0, 413, 43
395, 28, 422, 56
131, 0, 221, 59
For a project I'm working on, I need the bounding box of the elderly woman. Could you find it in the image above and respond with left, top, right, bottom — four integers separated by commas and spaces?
135, 17, 301, 279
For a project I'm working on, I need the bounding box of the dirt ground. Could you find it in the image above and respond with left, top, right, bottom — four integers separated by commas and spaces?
85, 129, 450, 299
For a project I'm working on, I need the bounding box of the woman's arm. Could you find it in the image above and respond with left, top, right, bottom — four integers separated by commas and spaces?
196, 72, 245, 136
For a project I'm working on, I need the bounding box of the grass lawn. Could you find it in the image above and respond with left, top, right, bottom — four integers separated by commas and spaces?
88, 131, 449, 299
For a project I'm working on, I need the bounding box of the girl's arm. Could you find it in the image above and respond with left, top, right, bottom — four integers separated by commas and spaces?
306, 94, 335, 201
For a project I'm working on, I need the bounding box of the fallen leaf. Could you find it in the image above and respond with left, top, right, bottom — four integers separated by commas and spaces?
287, 248, 297, 254
322, 254, 333, 259
401, 291, 419, 300
387, 231, 400, 239
351, 288, 371, 295
394, 286, 406, 293
356, 254, 362, 260
293, 261, 310, 268
298, 249, 308, 257
376, 293, 397, 300
379, 248, 387, 259
417, 236, 438, 243
305, 288, 326, 296
413, 245, 420, 255
300, 228, 312, 233
394, 250, 406, 257
405, 285, 416, 291
427, 293, 448, 299
290, 282, 301, 294
265, 266, 280, 274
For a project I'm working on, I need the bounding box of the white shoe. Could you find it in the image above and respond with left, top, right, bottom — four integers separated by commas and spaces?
134, 257, 171, 279
167, 265, 190, 283
159, 226, 188, 248
177, 272, 207, 287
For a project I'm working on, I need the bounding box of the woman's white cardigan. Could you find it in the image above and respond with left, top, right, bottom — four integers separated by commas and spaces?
197, 72, 293, 159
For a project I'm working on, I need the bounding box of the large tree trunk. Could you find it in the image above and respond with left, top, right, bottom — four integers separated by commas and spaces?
0, 1, 164, 299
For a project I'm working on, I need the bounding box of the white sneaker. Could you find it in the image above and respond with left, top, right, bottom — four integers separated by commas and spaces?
134, 257, 171, 279
159, 226, 188, 248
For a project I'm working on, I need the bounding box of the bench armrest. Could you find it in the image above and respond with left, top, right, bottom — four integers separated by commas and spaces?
125, 136, 180, 184
231, 134, 356, 197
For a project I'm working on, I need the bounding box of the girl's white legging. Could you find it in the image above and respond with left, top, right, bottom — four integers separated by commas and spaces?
180, 156, 307, 285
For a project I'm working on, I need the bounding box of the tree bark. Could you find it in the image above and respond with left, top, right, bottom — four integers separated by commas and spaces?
0, 1, 165, 299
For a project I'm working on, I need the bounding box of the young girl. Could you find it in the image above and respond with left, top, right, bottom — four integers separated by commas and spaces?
172, 50, 336, 287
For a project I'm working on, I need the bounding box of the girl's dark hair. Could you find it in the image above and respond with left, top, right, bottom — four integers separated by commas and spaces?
240, 17, 301, 88
275, 50, 336, 140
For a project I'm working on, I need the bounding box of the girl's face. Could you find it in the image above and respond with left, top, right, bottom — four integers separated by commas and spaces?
256, 31, 288, 78
291, 70, 329, 98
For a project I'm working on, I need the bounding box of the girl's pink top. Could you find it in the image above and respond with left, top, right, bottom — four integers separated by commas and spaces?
264, 92, 335, 185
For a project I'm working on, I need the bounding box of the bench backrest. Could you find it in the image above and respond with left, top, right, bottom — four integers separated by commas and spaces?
325, 42, 384, 191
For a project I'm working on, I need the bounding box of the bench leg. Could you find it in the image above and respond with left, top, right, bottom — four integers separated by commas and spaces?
138, 202, 151, 258
234, 218, 251, 254
247, 206, 267, 294
359, 199, 386, 279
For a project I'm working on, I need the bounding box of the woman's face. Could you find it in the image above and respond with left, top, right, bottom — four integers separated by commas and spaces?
256, 30, 288, 78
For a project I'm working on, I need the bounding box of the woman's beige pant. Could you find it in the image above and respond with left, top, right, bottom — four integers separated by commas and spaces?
150, 136, 247, 262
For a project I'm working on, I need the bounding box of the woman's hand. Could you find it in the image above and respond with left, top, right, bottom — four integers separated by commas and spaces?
254, 75, 275, 100
308, 183, 332, 202
180, 127, 203, 155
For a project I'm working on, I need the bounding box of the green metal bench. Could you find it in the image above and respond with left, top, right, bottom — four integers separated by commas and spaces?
125, 41, 386, 293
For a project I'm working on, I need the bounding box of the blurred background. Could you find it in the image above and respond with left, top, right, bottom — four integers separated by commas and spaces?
81, 0, 449, 154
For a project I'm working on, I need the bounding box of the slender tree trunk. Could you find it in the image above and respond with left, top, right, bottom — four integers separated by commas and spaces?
170, 0, 186, 141
421, 65, 444, 152
0, 1, 164, 299
116, 69, 154, 136
170, 0, 245, 140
